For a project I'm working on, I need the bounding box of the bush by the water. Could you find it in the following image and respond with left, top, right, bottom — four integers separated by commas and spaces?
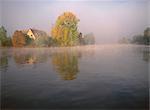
0, 26, 12, 47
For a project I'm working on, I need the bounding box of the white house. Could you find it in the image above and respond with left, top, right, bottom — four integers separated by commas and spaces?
25, 28, 48, 40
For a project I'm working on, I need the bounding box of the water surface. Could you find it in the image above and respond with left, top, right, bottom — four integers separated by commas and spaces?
0, 45, 149, 109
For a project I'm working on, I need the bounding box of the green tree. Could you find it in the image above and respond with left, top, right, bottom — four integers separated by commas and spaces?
84, 33, 95, 45
33, 36, 51, 47
25, 34, 33, 45
131, 27, 150, 45
0, 26, 7, 45
0, 26, 12, 47
143, 27, 150, 45
132, 35, 144, 44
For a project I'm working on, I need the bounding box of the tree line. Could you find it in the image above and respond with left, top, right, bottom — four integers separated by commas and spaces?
119, 27, 150, 45
0, 12, 96, 47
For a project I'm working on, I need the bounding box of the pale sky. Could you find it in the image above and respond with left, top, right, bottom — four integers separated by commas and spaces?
0, 0, 2, 25
0, 0, 150, 43
148, 0, 150, 26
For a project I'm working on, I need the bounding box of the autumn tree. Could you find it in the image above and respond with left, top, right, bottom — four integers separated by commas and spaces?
12, 30, 27, 47
51, 12, 80, 46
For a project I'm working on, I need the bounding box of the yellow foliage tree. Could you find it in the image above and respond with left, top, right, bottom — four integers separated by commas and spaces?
51, 12, 80, 46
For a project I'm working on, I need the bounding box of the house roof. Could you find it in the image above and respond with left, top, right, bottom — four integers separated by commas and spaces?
21, 29, 28, 34
29, 28, 48, 38
21, 28, 48, 38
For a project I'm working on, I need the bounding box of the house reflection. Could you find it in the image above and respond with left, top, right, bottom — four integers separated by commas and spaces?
51, 49, 81, 80
13, 50, 49, 65
10, 47, 95, 80
14, 54, 36, 64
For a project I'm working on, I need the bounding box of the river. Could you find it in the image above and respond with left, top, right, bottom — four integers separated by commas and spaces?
0, 44, 149, 109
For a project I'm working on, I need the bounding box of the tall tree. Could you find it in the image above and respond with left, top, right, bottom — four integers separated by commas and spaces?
0, 26, 12, 47
0, 26, 7, 46
51, 12, 80, 46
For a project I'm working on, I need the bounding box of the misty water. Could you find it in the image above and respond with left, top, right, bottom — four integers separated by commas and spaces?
0, 45, 149, 109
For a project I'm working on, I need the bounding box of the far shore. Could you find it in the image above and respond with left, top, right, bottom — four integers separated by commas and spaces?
0, 44, 149, 49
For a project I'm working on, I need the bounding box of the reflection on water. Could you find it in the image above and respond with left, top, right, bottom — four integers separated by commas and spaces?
0, 47, 94, 80
0, 56, 8, 73
51, 49, 80, 80
0, 45, 149, 79
0, 45, 149, 109
0, 47, 95, 80
142, 47, 150, 62
13, 51, 48, 65
11, 48, 81, 80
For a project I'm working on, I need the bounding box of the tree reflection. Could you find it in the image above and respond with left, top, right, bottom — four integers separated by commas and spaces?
51, 49, 80, 80
0, 50, 9, 73
0, 56, 8, 73
142, 47, 150, 62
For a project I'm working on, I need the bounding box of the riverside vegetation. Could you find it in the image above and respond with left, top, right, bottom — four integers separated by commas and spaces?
0, 12, 149, 47
0, 12, 95, 47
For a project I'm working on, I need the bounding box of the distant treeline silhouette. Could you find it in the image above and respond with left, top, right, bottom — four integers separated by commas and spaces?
119, 27, 150, 45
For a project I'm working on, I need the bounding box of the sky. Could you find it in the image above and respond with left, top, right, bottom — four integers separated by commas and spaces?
148, 1, 150, 26
0, 0, 150, 43
0, 0, 2, 25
